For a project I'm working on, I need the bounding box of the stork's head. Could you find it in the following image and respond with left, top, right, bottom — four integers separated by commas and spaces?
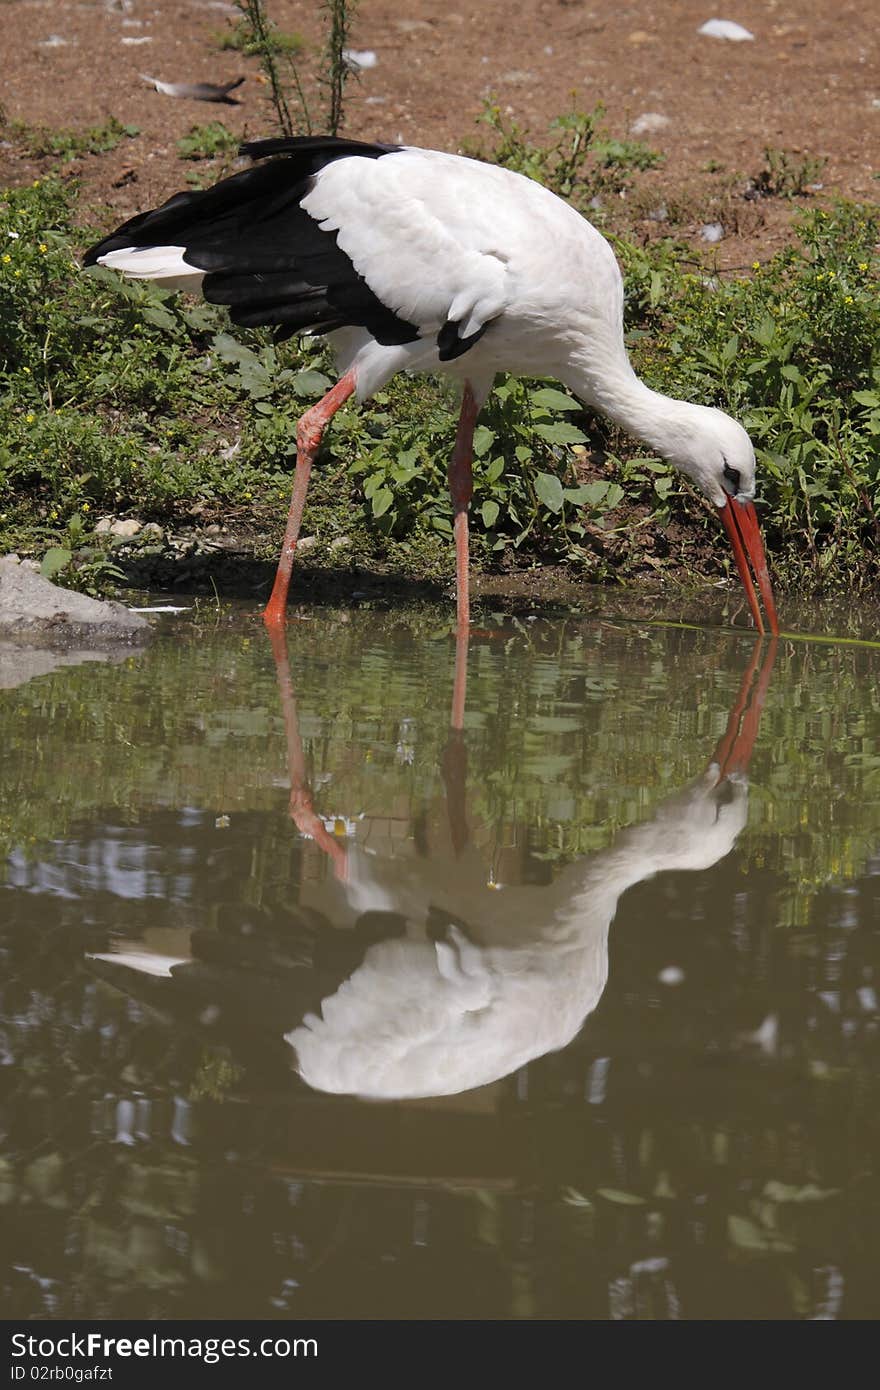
664, 405, 778, 635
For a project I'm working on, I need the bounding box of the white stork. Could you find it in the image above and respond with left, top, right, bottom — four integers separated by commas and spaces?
84, 136, 779, 634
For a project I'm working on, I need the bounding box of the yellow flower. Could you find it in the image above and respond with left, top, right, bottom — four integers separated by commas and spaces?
844, 295, 854, 304
25, 413, 35, 423
39, 243, 47, 254
82, 503, 90, 512
751, 261, 760, 270
32, 180, 40, 188
1, 254, 10, 264
858, 262, 868, 272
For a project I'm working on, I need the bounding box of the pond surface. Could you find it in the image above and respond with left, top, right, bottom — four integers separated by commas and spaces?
2, 600, 879, 1320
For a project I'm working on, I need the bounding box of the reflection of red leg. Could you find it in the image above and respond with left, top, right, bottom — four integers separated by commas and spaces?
443, 622, 470, 854
266, 624, 348, 880
449, 382, 478, 632
712, 637, 778, 779
450, 622, 469, 732
263, 370, 357, 629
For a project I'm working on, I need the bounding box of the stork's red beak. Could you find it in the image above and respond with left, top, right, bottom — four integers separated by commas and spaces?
715, 498, 779, 636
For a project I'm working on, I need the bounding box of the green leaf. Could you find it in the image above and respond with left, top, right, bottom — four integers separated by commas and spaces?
486, 457, 505, 483
472, 425, 496, 457
292, 370, 332, 397
371, 487, 394, 518
41, 547, 72, 580
212, 333, 259, 365
481, 499, 500, 528
853, 390, 880, 408
565, 482, 607, 507
534, 421, 588, 446
529, 387, 582, 412
141, 304, 177, 332
535, 472, 564, 513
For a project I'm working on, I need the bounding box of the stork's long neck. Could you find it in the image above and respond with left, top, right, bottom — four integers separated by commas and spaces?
560, 341, 697, 460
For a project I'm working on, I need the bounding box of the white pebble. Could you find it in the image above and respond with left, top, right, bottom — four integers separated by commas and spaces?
698, 19, 754, 41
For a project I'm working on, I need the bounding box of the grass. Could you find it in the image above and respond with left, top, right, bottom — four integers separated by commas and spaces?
3, 117, 140, 162
176, 123, 239, 162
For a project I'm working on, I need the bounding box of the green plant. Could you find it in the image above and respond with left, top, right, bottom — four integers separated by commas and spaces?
7, 117, 139, 162
323, 0, 358, 136
213, 16, 303, 55
750, 147, 827, 200
232, 0, 310, 135
468, 102, 662, 209
176, 122, 239, 161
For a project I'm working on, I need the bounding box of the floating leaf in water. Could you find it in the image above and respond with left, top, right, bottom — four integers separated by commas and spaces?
597, 1187, 646, 1206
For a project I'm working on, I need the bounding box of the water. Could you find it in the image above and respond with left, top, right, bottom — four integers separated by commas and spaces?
2, 603, 879, 1320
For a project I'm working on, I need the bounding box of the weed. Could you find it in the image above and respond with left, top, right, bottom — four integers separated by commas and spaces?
748, 147, 827, 200
323, 0, 358, 136
468, 102, 662, 210
6, 117, 139, 162
213, 16, 303, 55
231, 0, 310, 136
176, 123, 239, 161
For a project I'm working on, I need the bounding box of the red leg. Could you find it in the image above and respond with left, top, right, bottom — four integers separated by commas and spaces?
263, 370, 357, 628
448, 382, 478, 631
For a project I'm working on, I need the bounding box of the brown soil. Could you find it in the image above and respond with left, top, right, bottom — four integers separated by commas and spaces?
1, 0, 877, 264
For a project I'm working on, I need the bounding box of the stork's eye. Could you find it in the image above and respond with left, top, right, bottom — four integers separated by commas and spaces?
723, 462, 741, 493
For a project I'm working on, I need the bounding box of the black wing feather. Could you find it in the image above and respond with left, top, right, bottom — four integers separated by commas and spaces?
83, 136, 421, 347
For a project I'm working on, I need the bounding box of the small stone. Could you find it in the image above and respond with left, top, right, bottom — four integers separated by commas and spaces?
698, 19, 754, 42
630, 112, 670, 136
328, 535, 351, 553
296, 536, 318, 554
700, 222, 725, 242
111, 519, 143, 538
139, 522, 164, 539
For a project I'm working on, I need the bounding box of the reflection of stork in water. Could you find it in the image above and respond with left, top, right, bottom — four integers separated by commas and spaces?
279, 630, 777, 1100
89, 629, 775, 1100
